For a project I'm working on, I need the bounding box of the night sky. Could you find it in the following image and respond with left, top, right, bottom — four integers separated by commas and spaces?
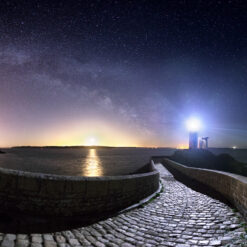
0, 0, 247, 148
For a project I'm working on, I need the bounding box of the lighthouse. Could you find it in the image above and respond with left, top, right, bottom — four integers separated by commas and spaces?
186, 117, 201, 149
189, 132, 198, 149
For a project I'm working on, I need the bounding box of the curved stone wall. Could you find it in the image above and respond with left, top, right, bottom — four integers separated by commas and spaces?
162, 158, 247, 218
0, 162, 159, 216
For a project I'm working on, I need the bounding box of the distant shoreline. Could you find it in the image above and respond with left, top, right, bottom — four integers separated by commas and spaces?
2, 146, 176, 149
1, 146, 247, 150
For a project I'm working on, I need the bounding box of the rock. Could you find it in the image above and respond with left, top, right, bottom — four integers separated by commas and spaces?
229, 224, 239, 230
32, 236, 43, 243
209, 240, 222, 246
31, 244, 42, 247
221, 236, 234, 244
17, 234, 28, 240
55, 235, 66, 243
1, 240, 15, 247
4, 234, 16, 241
16, 239, 29, 247
68, 238, 80, 246
44, 241, 57, 247
43, 234, 54, 241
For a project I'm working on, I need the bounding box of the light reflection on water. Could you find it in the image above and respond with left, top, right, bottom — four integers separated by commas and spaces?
84, 149, 103, 177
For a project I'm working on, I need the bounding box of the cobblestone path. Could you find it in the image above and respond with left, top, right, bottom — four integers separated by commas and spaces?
0, 164, 246, 247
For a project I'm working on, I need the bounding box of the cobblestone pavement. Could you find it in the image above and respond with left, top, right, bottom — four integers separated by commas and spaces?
0, 164, 246, 247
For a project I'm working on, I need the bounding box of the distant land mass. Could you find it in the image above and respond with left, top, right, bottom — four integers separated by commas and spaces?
10, 145, 116, 149
170, 149, 247, 177
9, 146, 175, 149
0, 150, 5, 154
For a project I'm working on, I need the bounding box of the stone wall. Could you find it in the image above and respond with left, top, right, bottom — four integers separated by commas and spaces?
0, 162, 159, 216
162, 158, 247, 218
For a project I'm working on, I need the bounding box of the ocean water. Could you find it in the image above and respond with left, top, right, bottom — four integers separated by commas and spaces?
0, 147, 246, 177
0, 147, 175, 176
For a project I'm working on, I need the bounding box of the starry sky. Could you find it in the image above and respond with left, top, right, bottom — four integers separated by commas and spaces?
0, 0, 247, 148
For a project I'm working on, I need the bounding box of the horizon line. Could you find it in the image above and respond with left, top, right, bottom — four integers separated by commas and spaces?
1, 145, 247, 149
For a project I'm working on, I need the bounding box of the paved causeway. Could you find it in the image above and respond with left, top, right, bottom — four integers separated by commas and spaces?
0, 164, 246, 247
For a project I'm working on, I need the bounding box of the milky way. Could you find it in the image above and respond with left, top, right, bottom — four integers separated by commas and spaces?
0, 1, 247, 148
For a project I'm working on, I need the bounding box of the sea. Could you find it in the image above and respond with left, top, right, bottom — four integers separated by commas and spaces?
0, 147, 246, 177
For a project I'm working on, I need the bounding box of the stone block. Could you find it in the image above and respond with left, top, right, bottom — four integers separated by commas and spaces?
86, 180, 108, 197
16, 239, 29, 247
1, 240, 15, 247
17, 176, 40, 193
64, 180, 86, 195
107, 179, 123, 195
39, 179, 65, 197
44, 241, 57, 247
0, 173, 17, 193
122, 178, 136, 194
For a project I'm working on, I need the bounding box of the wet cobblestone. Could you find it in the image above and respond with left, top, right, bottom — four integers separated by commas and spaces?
0, 164, 246, 246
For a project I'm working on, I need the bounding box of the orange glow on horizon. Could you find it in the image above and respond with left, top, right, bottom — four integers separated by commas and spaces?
0, 117, 183, 148
0, 119, 142, 148
177, 144, 189, 149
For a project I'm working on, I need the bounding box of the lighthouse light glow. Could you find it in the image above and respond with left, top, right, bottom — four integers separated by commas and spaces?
186, 118, 202, 132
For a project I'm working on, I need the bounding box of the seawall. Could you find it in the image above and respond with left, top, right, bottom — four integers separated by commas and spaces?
0, 162, 159, 217
160, 158, 247, 218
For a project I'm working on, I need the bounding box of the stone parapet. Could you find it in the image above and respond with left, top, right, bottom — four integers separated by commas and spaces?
162, 158, 247, 218
0, 162, 159, 216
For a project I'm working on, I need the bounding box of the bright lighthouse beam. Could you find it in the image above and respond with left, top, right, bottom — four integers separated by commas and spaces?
186, 117, 201, 132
